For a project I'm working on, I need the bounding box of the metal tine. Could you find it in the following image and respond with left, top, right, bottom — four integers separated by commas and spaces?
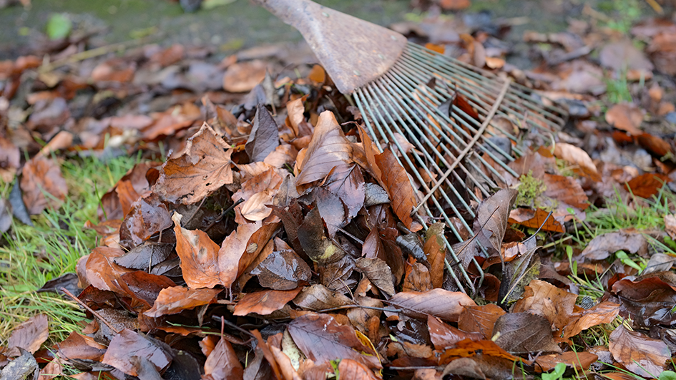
353, 90, 475, 293
406, 44, 567, 128
401, 51, 564, 135
383, 64, 520, 181
371, 74, 499, 199
359, 85, 476, 228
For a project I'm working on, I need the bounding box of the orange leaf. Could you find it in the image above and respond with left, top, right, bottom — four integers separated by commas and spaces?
144, 286, 220, 318
374, 147, 418, 231
172, 212, 223, 289
233, 288, 302, 316
625, 173, 669, 198
508, 208, 564, 233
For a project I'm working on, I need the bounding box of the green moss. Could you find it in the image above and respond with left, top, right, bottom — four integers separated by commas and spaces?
515, 171, 546, 208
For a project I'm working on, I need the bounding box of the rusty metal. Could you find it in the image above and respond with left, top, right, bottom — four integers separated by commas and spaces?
256, 0, 567, 295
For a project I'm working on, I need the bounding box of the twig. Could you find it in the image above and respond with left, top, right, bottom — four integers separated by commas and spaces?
337, 227, 364, 245
204, 199, 244, 231
317, 305, 400, 313
413, 79, 511, 212
39, 37, 154, 73
644, 0, 664, 14
60, 287, 120, 334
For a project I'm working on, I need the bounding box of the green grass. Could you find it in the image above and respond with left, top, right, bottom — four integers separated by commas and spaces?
0, 155, 138, 345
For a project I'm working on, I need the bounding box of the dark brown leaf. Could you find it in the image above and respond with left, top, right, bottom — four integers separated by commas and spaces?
8, 314, 48, 356
293, 284, 352, 311
118, 271, 176, 309
119, 192, 172, 249
625, 173, 670, 198
113, 242, 174, 270
612, 275, 676, 327
102, 329, 172, 377
457, 304, 506, 340
154, 123, 234, 204
542, 174, 588, 210
325, 164, 365, 220
388, 288, 476, 322
246, 104, 280, 162
287, 313, 382, 370
297, 207, 343, 263
173, 212, 223, 289
493, 312, 562, 355
203, 337, 244, 380
233, 288, 302, 316
145, 286, 221, 317
57, 331, 107, 361
579, 231, 647, 261
609, 325, 669, 378
355, 257, 395, 297
535, 351, 598, 372
428, 315, 481, 350
250, 248, 312, 290
20, 156, 67, 215
374, 147, 419, 231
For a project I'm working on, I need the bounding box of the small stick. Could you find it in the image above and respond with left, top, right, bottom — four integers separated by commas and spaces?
60, 287, 120, 334
413, 79, 511, 212
39, 37, 153, 73
204, 199, 244, 231
317, 305, 400, 313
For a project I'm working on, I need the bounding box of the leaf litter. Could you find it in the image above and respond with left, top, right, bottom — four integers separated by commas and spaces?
4, 5, 676, 380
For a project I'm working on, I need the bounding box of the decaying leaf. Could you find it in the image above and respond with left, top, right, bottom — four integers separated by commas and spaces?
355, 257, 395, 297
512, 279, 577, 332
579, 232, 647, 261
609, 325, 669, 378
374, 147, 419, 231
154, 123, 233, 204
493, 312, 562, 354
20, 156, 67, 215
102, 329, 172, 377
388, 288, 476, 322
7, 314, 49, 356
457, 304, 506, 340
203, 336, 244, 380
423, 223, 445, 289
246, 104, 279, 162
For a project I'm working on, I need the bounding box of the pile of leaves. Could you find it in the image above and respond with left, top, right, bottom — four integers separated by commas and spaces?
3, 4, 676, 380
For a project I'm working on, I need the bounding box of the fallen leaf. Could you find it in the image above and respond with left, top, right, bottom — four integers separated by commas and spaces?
606, 103, 643, 136
439, 0, 470, 10
458, 304, 506, 339
508, 208, 565, 233
337, 358, 379, 380
119, 193, 172, 249
625, 173, 669, 198
535, 351, 598, 372
563, 301, 620, 339
553, 143, 601, 182
113, 242, 174, 270
612, 276, 676, 327
288, 313, 382, 370
102, 329, 172, 377
403, 259, 432, 292
218, 220, 279, 289
512, 279, 577, 332
223, 60, 267, 92
355, 257, 395, 297
8, 314, 48, 356
493, 312, 562, 354
20, 156, 67, 215
579, 232, 647, 261
439, 339, 530, 378
203, 336, 244, 380
637, 133, 672, 158
599, 40, 654, 72
85, 247, 135, 294
388, 288, 477, 322
246, 104, 280, 162
0, 135, 19, 182
233, 287, 302, 316
543, 174, 588, 210
428, 315, 482, 350
423, 223, 446, 288
144, 286, 221, 317
374, 147, 419, 231
296, 111, 353, 186
293, 284, 352, 311
609, 325, 669, 378
250, 247, 312, 290
117, 271, 176, 309
172, 212, 223, 289
154, 123, 234, 204
56, 332, 107, 361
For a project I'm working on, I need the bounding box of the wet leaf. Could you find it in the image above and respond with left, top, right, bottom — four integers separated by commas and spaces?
246, 104, 279, 162
492, 312, 562, 355
552, 143, 601, 182
606, 103, 643, 136
203, 337, 244, 380
296, 207, 343, 263
296, 111, 353, 186
8, 314, 48, 356
233, 287, 302, 316
118, 271, 176, 309
85, 247, 135, 294
611, 276, 676, 327
56, 332, 107, 361
250, 248, 312, 290
102, 329, 172, 377
218, 220, 279, 289
113, 242, 174, 270
355, 257, 395, 297
512, 279, 577, 332
562, 301, 620, 339
428, 315, 482, 350
374, 147, 418, 231
20, 156, 67, 215
535, 351, 598, 372
388, 288, 477, 322
119, 193, 172, 249
173, 212, 223, 289
423, 223, 445, 288
287, 313, 382, 370
154, 123, 234, 204
609, 325, 669, 378
144, 286, 220, 317
457, 304, 506, 340
625, 173, 669, 198
293, 284, 352, 311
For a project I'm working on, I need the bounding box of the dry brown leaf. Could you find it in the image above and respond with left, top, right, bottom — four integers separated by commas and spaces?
388, 288, 476, 322
8, 314, 48, 356
20, 156, 67, 215
609, 325, 669, 378
374, 147, 419, 231
512, 279, 577, 332
222, 60, 267, 92
535, 351, 598, 372
233, 288, 302, 316
403, 259, 432, 292
606, 103, 644, 136
553, 143, 600, 182
423, 223, 445, 288
563, 301, 619, 339
218, 221, 279, 289
85, 247, 135, 294
144, 286, 221, 317
457, 304, 506, 339
203, 336, 244, 380
172, 212, 223, 289
154, 123, 233, 204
